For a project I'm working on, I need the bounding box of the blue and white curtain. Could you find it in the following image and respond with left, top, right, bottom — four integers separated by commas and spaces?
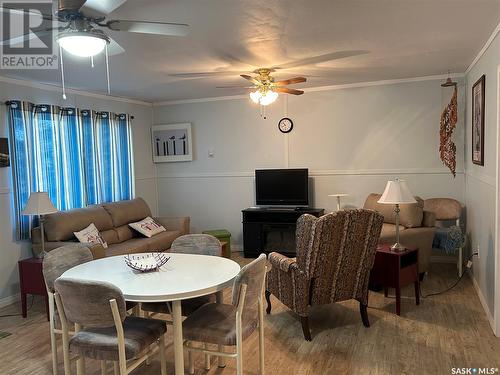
7, 101, 135, 239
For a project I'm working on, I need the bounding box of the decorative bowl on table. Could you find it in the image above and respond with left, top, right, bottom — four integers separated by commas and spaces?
124, 252, 170, 272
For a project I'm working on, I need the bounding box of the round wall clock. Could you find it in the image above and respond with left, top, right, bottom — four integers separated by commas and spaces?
278, 117, 294, 133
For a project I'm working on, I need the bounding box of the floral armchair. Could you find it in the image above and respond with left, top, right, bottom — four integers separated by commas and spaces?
266, 209, 384, 340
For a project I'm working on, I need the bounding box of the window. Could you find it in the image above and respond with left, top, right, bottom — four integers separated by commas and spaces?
7, 101, 135, 239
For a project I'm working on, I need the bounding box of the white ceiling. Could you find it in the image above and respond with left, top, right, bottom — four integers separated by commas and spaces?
2, 0, 500, 102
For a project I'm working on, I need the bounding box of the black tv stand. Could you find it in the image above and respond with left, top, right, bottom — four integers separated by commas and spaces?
242, 207, 325, 258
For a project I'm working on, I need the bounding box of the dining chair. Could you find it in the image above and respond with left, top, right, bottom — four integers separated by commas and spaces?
141, 234, 223, 369
42, 244, 94, 375
54, 278, 167, 375
142, 234, 223, 317
182, 253, 267, 375
266, 210, 383, 340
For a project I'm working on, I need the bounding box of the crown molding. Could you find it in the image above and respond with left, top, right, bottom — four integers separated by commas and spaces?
465, 21, 500, 75
0, 75, 153, 107
153, 73, 464, 106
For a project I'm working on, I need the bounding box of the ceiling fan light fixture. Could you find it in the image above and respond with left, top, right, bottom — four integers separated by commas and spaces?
259, 90, 278, 106
249, 90, 262, 104
57, 31, 109, 57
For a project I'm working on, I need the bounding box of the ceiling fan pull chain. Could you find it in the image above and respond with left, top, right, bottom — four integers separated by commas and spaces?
59, 45, 67, 100
105, 44, 111, 95
91, 56, 95, 68
284, 95, 288, 117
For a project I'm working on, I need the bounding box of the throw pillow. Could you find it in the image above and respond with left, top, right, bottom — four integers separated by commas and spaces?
129, 217, 166, 238
74, 223, 108, 249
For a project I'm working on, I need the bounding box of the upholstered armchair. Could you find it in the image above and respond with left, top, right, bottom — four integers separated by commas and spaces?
266, 209, 384, 341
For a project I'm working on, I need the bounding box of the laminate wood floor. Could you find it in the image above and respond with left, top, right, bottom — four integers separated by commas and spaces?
1, 253, 499, 375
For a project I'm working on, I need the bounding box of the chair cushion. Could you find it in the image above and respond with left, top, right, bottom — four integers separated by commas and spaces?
141, 294, 215, 316
69, 316, 166, 361
44, 206, 113, 242
146, 230, 182, 252
106, 238, 149, 256
101, 198, 152, 228
182, 303, 258, 346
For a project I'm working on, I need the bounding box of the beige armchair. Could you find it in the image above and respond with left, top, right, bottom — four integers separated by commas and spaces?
363, 193, 436, 276
266, 209, 383, 341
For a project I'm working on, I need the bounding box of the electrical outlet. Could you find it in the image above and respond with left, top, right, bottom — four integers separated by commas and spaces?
466, 260, 473, 269
476, 245, 480, 259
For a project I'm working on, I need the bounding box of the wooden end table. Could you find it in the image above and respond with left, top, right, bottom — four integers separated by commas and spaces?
18, 257, 49, 320
369, 244, 420, 316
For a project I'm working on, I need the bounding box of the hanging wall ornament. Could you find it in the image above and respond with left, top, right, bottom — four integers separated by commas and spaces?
439, 76, 458, 177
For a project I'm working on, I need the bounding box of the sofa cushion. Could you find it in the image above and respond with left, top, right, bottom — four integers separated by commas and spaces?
380, 223, 405, 240
44, 206, 113, 242
129, 217, 166, 238
101, 198, 152, 228
100, 229, 119, 245
146, 230, 182, 252
106, 238, 149, 257
115, 225, 136, 243
364, 193, 424, 228
74, 223, 108, 249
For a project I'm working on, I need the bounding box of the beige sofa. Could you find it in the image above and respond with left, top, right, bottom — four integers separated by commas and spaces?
363, 193, 436, 274
32, 198, 190, 258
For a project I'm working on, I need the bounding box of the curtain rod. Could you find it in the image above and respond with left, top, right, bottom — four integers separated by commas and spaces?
4, 101, 134, 119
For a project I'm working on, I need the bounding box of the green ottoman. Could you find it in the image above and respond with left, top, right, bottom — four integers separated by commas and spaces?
202, 229, 231, 258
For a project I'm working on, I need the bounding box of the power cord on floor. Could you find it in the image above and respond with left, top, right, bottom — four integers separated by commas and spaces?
0, 295, 35, 318
419, 252, 478, 298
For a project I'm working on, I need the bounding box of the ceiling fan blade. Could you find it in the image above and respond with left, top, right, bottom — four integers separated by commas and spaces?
240, 74, 260, 85
106, 20, 189, 36
170, 70, 245, 78
273, 77, 307, 86
272, 50, 369, 70
216, 85, 255, 89
80, 0, 127, 17
274, 87, 304, 95
0, 4, 53, 21
107, 37, 125, 56
0, 27, 64, 46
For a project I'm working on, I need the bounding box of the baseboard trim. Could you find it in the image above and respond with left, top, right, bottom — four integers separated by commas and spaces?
0, 293, 19, 309
469, 272, 495, 335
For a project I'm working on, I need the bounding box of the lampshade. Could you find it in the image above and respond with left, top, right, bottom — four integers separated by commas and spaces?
21, 192, 58, 215
57, 31, 109, 57
377, 179, 416, 205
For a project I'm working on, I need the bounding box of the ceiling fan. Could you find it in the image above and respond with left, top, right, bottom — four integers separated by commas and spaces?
0, 0, 190, 57
0, 0, 189, 98
172, 50, 368, 106
217, 68, 306, 106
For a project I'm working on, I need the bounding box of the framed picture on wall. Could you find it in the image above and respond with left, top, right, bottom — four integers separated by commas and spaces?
151, 123, 193, 163
0, 138, 9, 168
472, 75, 485, 166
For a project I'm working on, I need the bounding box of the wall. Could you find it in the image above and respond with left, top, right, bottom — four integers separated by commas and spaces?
465, 31, 500, 326
0, 77, 155, 305
153, 78, 466, 250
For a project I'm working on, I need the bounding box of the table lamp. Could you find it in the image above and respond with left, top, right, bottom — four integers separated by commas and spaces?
22, 192, 58, 258
377, 179, 416, 251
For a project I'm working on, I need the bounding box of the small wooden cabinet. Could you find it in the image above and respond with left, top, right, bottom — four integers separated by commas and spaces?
18, 257, 49, 320
369, 244, 420, 316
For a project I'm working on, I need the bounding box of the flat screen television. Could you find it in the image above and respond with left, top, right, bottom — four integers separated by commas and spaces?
255, 168, 309, 206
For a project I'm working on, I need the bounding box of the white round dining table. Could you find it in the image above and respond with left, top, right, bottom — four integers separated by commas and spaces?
61, 253, 241, 375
